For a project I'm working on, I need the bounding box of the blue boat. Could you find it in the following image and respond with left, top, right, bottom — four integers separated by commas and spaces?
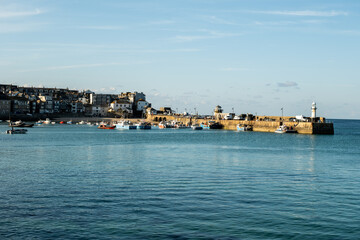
136, 122, 151, 130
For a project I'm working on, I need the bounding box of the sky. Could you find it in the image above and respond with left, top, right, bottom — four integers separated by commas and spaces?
1, 0, 359, 119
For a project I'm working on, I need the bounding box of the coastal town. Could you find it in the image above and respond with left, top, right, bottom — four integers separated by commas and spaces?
0, 84, 334, 134
0, 84, 152, 119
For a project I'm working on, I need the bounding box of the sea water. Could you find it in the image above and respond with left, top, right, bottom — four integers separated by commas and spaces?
0, 119, 359, 239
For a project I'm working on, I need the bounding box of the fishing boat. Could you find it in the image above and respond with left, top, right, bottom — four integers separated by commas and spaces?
9, 120, 25, 127
67, 120, 72, 125
209, 122, 223, 129
59, 121, 65, 124
98, 124, 116, 129
200, 123, 210, 129
159, 121, 172, 129
115, 121, 137, 130
275, 125, 297, 134
175, 123, 189, 129
191, 124, 203, 130
237, 124, 253, 132
136, 122, 151, 129
43, 118, 51, 124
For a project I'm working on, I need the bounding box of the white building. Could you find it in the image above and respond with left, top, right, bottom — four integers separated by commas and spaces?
110, 100, 133, 114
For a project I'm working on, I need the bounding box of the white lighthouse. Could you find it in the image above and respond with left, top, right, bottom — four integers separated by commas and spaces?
311, 102, 317, 118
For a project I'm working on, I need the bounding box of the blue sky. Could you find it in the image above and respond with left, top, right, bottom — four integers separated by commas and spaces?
1, 0, 359, 119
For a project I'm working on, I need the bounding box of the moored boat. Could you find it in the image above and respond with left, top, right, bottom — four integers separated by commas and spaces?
200, 123, 210, 129
209, 122, 223, 129
136, 122, 151, 129
191, 124, 203, 130
237, 124, 253, 132
115, 121, 137, 130
159, 121, 173, 129
98, 124, 116, 129
43, 118, 51, 124
9, 120, 25, 127
275, 125, 297, 134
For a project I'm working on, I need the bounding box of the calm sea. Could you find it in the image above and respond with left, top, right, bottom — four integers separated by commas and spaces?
0, 119, 359, 239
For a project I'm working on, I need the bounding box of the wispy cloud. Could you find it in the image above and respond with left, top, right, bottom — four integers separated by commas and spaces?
18, 62, 150, 72
220, 67, 249, 71
253, 10, 348, 17
0, 23, 46, 33
172, 29, 241, 42
146, 20, 175, 25
79, 25, 125, 30
0, 8, 44, 18
277, 81, 298, 88
201, 16, 235, 25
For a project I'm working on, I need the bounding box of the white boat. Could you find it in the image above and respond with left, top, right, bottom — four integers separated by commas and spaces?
237, 124, 253, 132
175, 123, 189, 129
115, 121, 137, 130
191, 124, 203, 130
67, 120, 72, 125
78, 120, 86, 125
43, 118, 51, 124
275, 125, 297, 134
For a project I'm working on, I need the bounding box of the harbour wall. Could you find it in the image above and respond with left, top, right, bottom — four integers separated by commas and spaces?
146, 114, 334, 135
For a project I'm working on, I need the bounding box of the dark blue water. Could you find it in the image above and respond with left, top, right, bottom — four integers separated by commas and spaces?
1, 119, 359, 239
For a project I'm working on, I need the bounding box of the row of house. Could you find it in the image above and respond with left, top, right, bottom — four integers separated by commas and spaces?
0, 84, 151, 118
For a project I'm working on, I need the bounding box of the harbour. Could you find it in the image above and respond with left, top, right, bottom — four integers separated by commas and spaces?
0, 119, 359, 239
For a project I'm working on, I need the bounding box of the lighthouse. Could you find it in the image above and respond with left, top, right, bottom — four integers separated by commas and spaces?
311, 102, 317, 119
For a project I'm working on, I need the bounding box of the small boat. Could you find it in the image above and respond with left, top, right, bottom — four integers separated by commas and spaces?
9, 120, 25, 127
78, 120, 86, 125
237, 124, 253, 132
67, 120, 72, 125
136, 122, 151, 130
209, 122, 223, 129
59, 121, 65, 124
191, 124, 203, 130
98, 124, 116, 129
43, 118, 51, 124
36, 120, 43, 125
115, 121, 137, 130
6, 128, 27, 134
200, 123, 210, 129
175, 123, 189, 129
159, 121, 172, 129
275, 125, 297, 134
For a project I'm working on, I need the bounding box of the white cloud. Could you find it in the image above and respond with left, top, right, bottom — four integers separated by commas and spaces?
253, 10, 348, 17
202, 16, 235, 25
277, 81, 298, 88
172, 30, 241, 42
220, 67, 249, 71
79, 25, 125, 30
0, 8, 44, 18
